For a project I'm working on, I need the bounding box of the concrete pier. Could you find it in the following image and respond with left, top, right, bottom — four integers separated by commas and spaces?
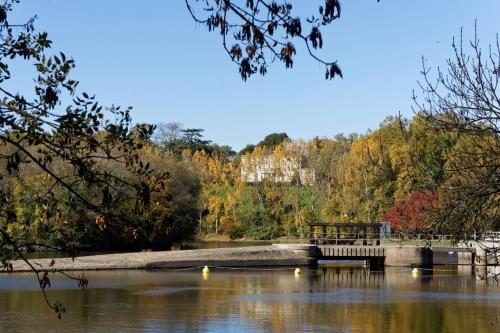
384, 246, 433, 267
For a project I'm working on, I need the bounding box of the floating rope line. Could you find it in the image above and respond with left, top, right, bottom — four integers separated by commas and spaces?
167, 266, 205, 272
401, 268, 460, 273
165, 265, 396, 273
207, 266, 298, 271
422, 268, 461, 272
164, 266, 310, 272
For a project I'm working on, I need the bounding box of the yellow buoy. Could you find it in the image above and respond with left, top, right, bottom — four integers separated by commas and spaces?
411, 267, 420, 278
203, 266, 210, 274
294, 267, 301, 275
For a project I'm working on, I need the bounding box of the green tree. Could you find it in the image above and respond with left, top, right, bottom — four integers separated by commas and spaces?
257, 133, 290, 149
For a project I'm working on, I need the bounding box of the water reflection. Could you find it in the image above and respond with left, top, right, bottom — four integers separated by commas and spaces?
0, 266, 499, 332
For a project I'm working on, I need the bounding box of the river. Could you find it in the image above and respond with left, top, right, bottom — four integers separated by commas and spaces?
0, 264, 499, 332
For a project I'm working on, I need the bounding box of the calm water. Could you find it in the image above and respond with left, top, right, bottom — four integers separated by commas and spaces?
0, 266, 499, 333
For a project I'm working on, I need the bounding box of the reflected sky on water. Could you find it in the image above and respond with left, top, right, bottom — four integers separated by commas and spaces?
0, 266, 499, 333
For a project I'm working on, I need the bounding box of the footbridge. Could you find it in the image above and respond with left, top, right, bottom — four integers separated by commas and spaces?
316, 245, 387, 269
278, 243, 474, 269
302, 222, 478, 268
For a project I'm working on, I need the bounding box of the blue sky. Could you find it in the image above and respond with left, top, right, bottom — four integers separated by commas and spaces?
10, 1, 500, 150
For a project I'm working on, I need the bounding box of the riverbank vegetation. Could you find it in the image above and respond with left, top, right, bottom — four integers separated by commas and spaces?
3, 109, 497, 249
183, 112, 497, 240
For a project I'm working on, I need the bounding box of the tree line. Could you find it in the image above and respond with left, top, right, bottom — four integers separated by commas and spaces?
166, 111, 497, 241
4, 107, 494, 253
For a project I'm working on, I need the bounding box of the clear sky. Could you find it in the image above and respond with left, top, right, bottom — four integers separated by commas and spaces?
10, 1, 500, 151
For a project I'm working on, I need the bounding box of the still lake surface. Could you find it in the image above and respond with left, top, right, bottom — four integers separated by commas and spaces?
0, 263, 499, 333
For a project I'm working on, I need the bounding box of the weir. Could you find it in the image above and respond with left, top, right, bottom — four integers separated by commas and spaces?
4, 244, 482, 273
302, 223, 482, 269
280, 244, 436, 269
315, 245, 386, 270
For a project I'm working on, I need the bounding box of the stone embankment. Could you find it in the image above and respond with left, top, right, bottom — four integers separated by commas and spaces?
7, 245, 315, 272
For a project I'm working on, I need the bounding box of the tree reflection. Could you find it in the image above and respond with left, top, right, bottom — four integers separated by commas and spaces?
0, 268, 498, 332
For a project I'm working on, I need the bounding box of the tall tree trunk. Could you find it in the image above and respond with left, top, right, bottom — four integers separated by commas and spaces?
215, 215, 218, 235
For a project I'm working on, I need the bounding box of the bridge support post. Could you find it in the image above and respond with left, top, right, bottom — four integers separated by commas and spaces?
385, 247, 433, 268
368, 257, 385, 270
457, 251, 475, 265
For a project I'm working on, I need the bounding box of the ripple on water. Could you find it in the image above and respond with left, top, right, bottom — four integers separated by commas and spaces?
231, 287, 500, 304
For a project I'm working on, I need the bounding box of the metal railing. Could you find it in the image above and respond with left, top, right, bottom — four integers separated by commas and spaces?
309, 223, 383, 246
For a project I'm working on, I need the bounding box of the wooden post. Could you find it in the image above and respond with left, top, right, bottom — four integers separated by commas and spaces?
376, 225, 380, 246
363, 226, 367, 246
336, 226, 340, 245
322, 225, 327, 244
